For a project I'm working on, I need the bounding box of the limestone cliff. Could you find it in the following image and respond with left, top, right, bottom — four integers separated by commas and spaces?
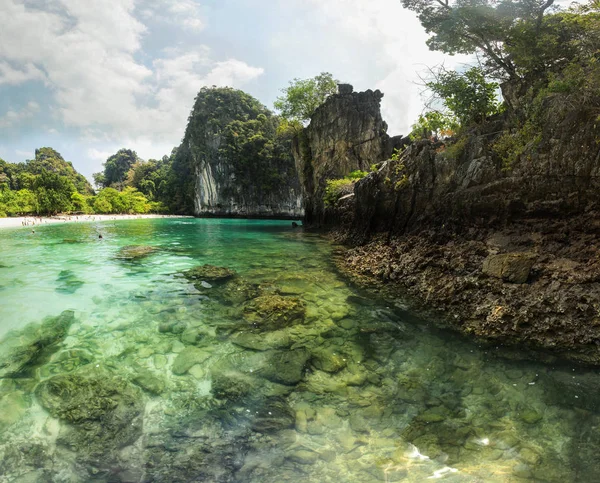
176, 87, 303, 218
303, 84, 600, 363
292, 86, 401, 225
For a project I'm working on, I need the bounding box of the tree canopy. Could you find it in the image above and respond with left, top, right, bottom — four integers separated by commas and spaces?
274, 72, 339, 124
401, 0, 557, 80
94, 149, 139, 189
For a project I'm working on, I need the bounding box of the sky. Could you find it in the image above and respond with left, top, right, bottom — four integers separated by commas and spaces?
0, 0, 466, 181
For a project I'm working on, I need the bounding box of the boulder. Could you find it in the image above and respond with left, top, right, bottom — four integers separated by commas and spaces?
242, 294, 306, 331
260, 349, 310, 385
482, 252, 536, 284
183, 264, 236, 285
230, 330, 292, 351
172, 347, 212, 375
115, 245, 156, 260
250, 398, 296, 433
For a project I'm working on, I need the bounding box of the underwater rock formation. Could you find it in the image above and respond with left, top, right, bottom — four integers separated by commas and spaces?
0, 310, 74, 378
35, 365, 144, 477
115, 245, 157, 261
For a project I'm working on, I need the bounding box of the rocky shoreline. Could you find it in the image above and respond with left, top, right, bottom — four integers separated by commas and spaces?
330, 211, 600, 365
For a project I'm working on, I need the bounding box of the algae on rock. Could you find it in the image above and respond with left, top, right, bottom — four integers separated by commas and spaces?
0, 310, 75, 378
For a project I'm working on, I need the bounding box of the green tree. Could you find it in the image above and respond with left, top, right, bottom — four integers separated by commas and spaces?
426, 67, 499, 126
33, 170, 75, 215
400, 0, 556, 80
274, 72, 339, 123
96, 149, 139, 189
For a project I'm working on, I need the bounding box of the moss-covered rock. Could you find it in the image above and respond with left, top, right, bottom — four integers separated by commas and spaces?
242, 294, 306, 331
260, 349, 310, 386
0, 310, 75, 378
230, 330, 292, 351
35, 366, 144, 472
183, 264, 236, 285
115, 245, 157, 261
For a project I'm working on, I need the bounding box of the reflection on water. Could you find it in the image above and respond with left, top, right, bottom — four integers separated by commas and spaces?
0, 219, 598, 482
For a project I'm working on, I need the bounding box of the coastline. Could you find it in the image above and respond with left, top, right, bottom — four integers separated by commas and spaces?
0, 214, 194, 230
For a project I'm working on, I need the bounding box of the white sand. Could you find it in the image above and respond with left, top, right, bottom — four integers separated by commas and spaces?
0, 214, 193, 230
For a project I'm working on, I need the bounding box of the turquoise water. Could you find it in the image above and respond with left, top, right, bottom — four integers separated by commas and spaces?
0, 219, 598, 482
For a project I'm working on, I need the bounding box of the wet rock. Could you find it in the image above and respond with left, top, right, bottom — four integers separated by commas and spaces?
286, 449, 318, 465
543, 370, 600, 412
132, 370, 166, 395
251, 398, 296, 433
417, 406, 451, 423
242, 294, 306, 331
212, 371, 254, 401
513, 463, 532, 478
172, 347, 212, 375
159, 320, 187, 334
349, 413, 370, 433
115, 245, 156, 260
0, 310, 74, 378
260, 349, 310, 385
143, 420, 246, 483
519, 407, 543, 424
310, 347, 347, 373
35, 366, 144, 472
482, 252, 536, 284
183, 264, 236, 285
230, 330, 292, 351
55, 270, 84, 294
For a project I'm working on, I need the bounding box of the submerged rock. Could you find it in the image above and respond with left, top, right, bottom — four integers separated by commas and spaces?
482, 252, 536, 284
115, 245, 157, 261
172, 347, 212, 375
230, 330, 292, 351
55, 270, 84, 294
35, 366, 144, 474
260, 349, 310, 386
0, 310, 75, 378
183, 264, 236, 284
250, 397, 296, 433
242, 294, 306, 331
310, 347, 347, 373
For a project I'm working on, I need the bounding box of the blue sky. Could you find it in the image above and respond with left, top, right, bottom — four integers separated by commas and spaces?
0, 0, 462, 181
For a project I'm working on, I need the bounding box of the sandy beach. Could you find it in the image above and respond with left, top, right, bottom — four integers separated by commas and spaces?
0, 214, 194, 230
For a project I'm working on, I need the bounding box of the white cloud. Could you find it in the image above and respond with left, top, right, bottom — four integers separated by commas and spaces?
272, 0, 469, 135
87, 148, 113, 162
0, 0, 263, 152
0, 101, 40, 128
141, 0, 206, 31
0, 61, 46, 85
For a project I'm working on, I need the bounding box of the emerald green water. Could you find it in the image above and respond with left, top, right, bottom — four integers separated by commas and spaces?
0, 219, 598, 482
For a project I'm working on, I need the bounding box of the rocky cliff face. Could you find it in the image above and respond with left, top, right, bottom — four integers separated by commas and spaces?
177, 87, 303, 218
306, 86, 600, 363
292, 86, 401, 225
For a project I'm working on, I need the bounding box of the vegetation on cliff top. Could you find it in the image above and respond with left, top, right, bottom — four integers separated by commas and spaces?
274, 72, 339, 125
170, 86, 299, 214
405, 0, 599, 170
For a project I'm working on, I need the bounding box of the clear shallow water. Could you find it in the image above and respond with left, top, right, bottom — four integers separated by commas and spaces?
0, 219, 599, 482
